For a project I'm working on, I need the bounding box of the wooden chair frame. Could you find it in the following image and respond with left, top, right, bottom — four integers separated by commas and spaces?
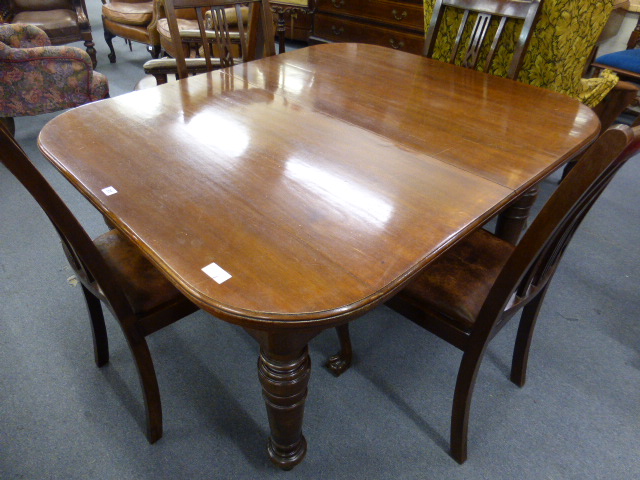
330, 123, 640, 463
424, 0, 542, 79
144, 0, 275, 83
0, 123, 198, 443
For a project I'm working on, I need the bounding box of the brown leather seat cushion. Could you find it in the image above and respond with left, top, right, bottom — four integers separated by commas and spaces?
156, 17, 198, 41
13, 9, 80, 39
396, 228, 515, 331
94, 230, 186, 316
102, 1, 154, 26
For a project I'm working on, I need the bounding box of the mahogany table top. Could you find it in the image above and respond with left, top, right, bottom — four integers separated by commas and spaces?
38, 43, 600, 329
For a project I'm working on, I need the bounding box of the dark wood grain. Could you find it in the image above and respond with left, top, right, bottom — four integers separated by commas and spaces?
38, 43, 599, 468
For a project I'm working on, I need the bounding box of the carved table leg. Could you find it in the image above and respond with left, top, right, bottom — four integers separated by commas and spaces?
244, 326, 328, 469
277, 11, 287, 54
258, 345, 311, 470
495, 186, 538, 244
326, 324, 352, 376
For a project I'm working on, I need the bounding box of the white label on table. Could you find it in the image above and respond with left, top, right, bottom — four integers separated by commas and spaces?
102, 186, 118, 196
202, 262, 232, 284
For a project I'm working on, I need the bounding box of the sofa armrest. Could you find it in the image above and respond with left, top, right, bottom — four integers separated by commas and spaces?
0, 43, 98, 116
0, 24, 51, 48
591, 80, 639, 131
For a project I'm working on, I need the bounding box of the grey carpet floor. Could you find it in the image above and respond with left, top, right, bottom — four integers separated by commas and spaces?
1, 4, 639, 479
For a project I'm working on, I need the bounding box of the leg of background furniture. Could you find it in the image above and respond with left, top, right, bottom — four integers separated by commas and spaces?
510, 288, 548, 387
495, 187, 538, 244
80, 285, 109, 367
271, 8, 287, 54
84, 39, 97, 68
148, 44, 161, 59
326, 324, 352, 376
450, 347, 486, 464
103, 19, 117, 63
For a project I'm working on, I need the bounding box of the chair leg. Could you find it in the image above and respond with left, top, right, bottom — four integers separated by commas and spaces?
0, 117, 15, 136
148, 44, 161, 59
325, 324, 353, 376
510, 288, 548, 387
103, 17, 117, 63
124, 332, 163, 443
80, 285, 109, 367
450, 347, 486, 464
84, 40, 97, 69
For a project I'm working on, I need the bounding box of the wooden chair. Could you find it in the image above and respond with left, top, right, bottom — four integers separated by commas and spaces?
3, 0, 97, 67
142, 0, 275, 84
424, 0, 542, 80
592, 14, 640, 85
589, 17, 640, 128
335, 123, 640, 463
154, 0, 249, 58
0, 123, 199, 443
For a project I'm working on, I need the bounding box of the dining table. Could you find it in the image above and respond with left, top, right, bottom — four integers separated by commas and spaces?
37, 42, 600, 470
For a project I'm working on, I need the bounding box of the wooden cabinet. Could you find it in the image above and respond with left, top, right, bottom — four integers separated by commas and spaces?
310, 0, 424, 54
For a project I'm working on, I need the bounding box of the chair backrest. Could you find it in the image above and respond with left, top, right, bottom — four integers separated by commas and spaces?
475, 124, 640, 337
0, 123, 134, 319
164, 0, 275, 79
424, 0, 541, 79
10, 0, 75, 13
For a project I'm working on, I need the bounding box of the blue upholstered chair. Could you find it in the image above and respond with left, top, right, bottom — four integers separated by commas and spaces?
594, 49, 640, 78
591, 19, 640, 125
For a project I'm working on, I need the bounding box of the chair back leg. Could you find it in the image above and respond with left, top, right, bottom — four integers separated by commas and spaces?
451, 342, 489, 464
510, 286, 549, 387
124, 333, 164, 443
80, 284, 109, 367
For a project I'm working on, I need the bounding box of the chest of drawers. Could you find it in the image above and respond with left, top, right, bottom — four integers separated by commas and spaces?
310, 0, 424, 54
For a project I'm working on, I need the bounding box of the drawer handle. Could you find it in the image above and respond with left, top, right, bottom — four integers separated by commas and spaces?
391, 9, 407, 21
389, 38, 405, 49
331, 25, 345, 35
331, 0, 345, 7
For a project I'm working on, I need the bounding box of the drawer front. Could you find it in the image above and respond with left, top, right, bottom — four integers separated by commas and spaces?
313, 14, 424, 54
316, 0, 424, 31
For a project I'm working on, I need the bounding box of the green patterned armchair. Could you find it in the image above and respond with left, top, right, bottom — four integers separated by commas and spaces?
0, 23, 109, 135
423, 0, 631, 124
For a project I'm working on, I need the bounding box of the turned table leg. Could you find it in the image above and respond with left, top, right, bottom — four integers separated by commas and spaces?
245, 327, 321, 470
495, 186, 539, 244
258, 345, 311, 469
